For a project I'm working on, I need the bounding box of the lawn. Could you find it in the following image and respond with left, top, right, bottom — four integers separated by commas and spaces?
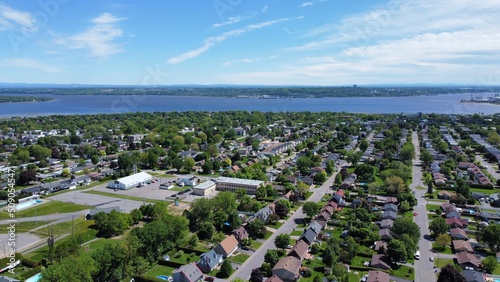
267, 220, 284, 229
391, 265, 415, 281
0, 220, 54, 232
144, 264, 176, 277
0, 200, 91, 220
227, 252, 250, 264
291, 229, 304, 236
168, 249, 200, 265
426, 204, 441, 212
250, 240, 262, 250
431, 243, 453, 255
84, 190, 172, 204
434, 258, 455, 269
264, 230, 274, 240
470, 187, 498, 196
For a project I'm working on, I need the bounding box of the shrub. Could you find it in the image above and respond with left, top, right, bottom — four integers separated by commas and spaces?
22, 257, 40, 268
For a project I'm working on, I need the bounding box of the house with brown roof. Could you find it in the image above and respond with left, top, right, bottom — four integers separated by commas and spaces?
438, 190, 455, 200
214, 235, 239, 258
450, 228, 469, 240
446, 217, 468, 229
367, 270, 390, 282
378, 228, 393, 241
272, 256, 301, 282
265, 275, 284, 282
456, 251, 481, 270
287, 239, 309, 260
380, 219, 394, 229
374, 241, 388, 254
232, 226, 249, 243
370, 254, 391, 270
452, 240, 474, 253
385, 197, 398, 204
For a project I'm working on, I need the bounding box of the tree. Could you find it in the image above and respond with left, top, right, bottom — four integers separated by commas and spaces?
387, 239, 407, 262
197, 221, 214, 240
400, 142, 415, 162
183, 157, 195, 172
339, 237, 358, 264
264, 249, 280, 266
40, 255, 96, 282
313, 171, 327, 184
429, 217, 449, 236
250, 268, 263, 282
92, 242, 128, 282
274, 200, 290, 218
274, 234, 291, 252
399, 201, 411, 212
130, 208, 143, 224
255, 185, 267, 198
91, 155, 99, 165
391, 217, 420, 244
384, 176, 406, 195
479, 224, 500, 252
18, 169, 37, 185
297, 181, 309, 196
248, 220, 267, 238
29, 144, 51, 161
187, 233, 199, 248
435, 234, 451, 250
302, 202, 321, 219
220, 259, 233, 277
482, 256, 498, 274
322, 244, 338, 268
420, 149, 434, 167
437, 264, 466, 282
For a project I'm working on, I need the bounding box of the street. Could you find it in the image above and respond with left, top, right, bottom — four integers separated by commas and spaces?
411, 131, 438, 282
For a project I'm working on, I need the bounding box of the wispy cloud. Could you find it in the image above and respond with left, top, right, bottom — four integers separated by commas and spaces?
262, 6, 268, 12
1, 58, 62, 73
0, 3, 37, 34
212, 12, 258, 28
223, 55, 278, 67
55, 12, 127, 58
168, 17, 303, 64
299, 2, 314, 8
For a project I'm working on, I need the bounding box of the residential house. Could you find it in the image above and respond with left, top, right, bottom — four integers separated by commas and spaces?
265, 275, 284, 282
446, 218, 468, 229
366, 270, 390, 282
307, 221, 323, 235
172, 262, 204, 282
382, 211, 397, 220
380, 219, 394, 229
456, 252, 481, 270
383, 203, 398, 213
315, 211, 331, 222
385, 197, 398, 204
444, 209, 461, 219
0, 276, 20, 282
378, 229, 393, 241
214, 235, 239, 258
340, 173, 357, 190
490, 193, 500, 207
452, 240, 474, 253
438, 190, 455, 200
301, 176, 314, 186
373, 241, 388, 254
450, 228, 469, 240
197, 249, 223, 273
298, 229, 317, 245
254, 206, 274, 224
370, 254, 391, 270
232, 226, 249, 243
462, 270, 486, 282
287, 239, 309, 260
272, 256, 301, 282
331, 194, 345, 206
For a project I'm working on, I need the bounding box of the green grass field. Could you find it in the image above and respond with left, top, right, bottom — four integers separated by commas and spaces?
144, 264, 176, 277
83, 190, 172, 204
0, 200, 91, 220
0, 220, 54, 232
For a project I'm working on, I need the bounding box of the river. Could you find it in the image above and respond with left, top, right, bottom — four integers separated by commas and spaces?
0, 93, 498, 117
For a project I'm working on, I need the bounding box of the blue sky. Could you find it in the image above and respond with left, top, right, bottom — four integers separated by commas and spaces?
0, 0, 499, 85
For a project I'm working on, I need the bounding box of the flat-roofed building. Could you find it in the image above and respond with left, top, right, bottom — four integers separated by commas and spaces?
192, 180, 217, 196
215, 177, 264, 195
107, 172, 152, 190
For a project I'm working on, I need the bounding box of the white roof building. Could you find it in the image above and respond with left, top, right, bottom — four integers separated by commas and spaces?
108, 172, 152, 190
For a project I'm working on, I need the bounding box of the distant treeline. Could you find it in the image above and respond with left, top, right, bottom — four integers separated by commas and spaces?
0, 95, 52, 103
1, 86, 500, 98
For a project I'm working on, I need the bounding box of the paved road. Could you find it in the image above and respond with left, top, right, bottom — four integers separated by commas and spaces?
411, 131, 438, 282
229, 163, 341, 280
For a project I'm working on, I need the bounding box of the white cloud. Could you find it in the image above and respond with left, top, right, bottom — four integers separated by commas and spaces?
168, 17, 302, 64
1, 58, 62, 73
223, 55, 278, 67
262, 6, 268, 12
0, 3, 37, 34
299, 2, 314, 8
56, 12, 126, 58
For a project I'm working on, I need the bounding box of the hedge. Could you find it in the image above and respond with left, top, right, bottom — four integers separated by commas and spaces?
157, 259, 184, 268
349, 265, 379, 272
20, 265, 43, 280
0, 253, 23, 266
22, 257, 41, 268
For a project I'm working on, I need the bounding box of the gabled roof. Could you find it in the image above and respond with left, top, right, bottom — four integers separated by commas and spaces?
265, 275, 284, 282
383, 203, 398, 212
367, 270, 390, 282
273, 256, 301, 274
462, 270, 486, 282
308, 221, 323, 234
452, 240, 473, 253
456, 251, 481, 268
218, 235, 239, 255
198, 249, 223, 270
385, 197, 398, 204
288, 239, 309, 260
382, 210, 397, 219
232, 226, 249, 241
298, 228, 317, 245
378, 228, 392, 240
450, 227, 468, 239
370, 254, 390, 270
173, 262, 204, 282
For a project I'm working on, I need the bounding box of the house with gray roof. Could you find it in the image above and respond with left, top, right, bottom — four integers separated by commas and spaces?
307, 221, 323, 234
172, 262, 203, 282
197, 249, 223, 273
298, 228, 317, 245
254, 206, 274, 224
462, 269, 486, 282
382, 210, 397, 220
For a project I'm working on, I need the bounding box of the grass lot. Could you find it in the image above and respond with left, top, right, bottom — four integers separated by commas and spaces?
227, 252, 250, 264
263, 230, 274, 240
84, 190, 172, 204
250, 240, 262, 250
168, 249, 200, 264
470, 187, 498, 196
432, 244, 453, 255
144, 264, 176, 277
0, 220, 54, 232
391, 265, 415, 281
0, 200, 91, 220
426, 204, 441, 212
291, 229, 304, 236
25, 217, 98, 261
434, 258, 455, 269
267, 221, 284, 229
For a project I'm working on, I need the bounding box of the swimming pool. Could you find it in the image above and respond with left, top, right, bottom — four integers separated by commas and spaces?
15, 199, 43, 211
156, 275, 172, 281
25, 273, 41, 282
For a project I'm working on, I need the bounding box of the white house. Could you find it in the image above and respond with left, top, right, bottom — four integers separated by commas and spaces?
108, 172, 152, 190
177, 176, 198, 186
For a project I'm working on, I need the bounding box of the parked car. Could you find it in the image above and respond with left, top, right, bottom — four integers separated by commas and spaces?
429, 257, 434, 262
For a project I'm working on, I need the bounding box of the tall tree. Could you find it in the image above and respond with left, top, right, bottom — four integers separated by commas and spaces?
302, 202, 321, 218
274, 234, 291, 252
479, 224, 500, 252
429, 217, 449, 236
437, 264, 466, 282
391, 217, 421, 244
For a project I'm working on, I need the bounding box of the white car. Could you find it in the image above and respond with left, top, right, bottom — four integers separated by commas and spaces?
429, 257, 434, 262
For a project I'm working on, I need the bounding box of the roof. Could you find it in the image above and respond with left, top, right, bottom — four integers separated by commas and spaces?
383, 203, 398, 211
0, 277, 20, 282
380, 219, 394, 228
456, 252, 481, 268
452, 240, 473, 253
193, 180, 216, 190
173, 262, 203, 282
299, 228, 317, 244
116, 172, 151, 186
370, 254, 390, 270
288, 239, 309, 259
378, 228, 392, 240
218, 235, 239, 254
308, 221, 323, 234
462, 270, 486, 282
382, 210, 397, 219
450, 228, 468, 239
198, 249, 223, 270
216, 176, 264, 186
232, 226, 249, 241
273, 256, 301, 273
367, 270, 390, 282
265, 275, 284, 282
